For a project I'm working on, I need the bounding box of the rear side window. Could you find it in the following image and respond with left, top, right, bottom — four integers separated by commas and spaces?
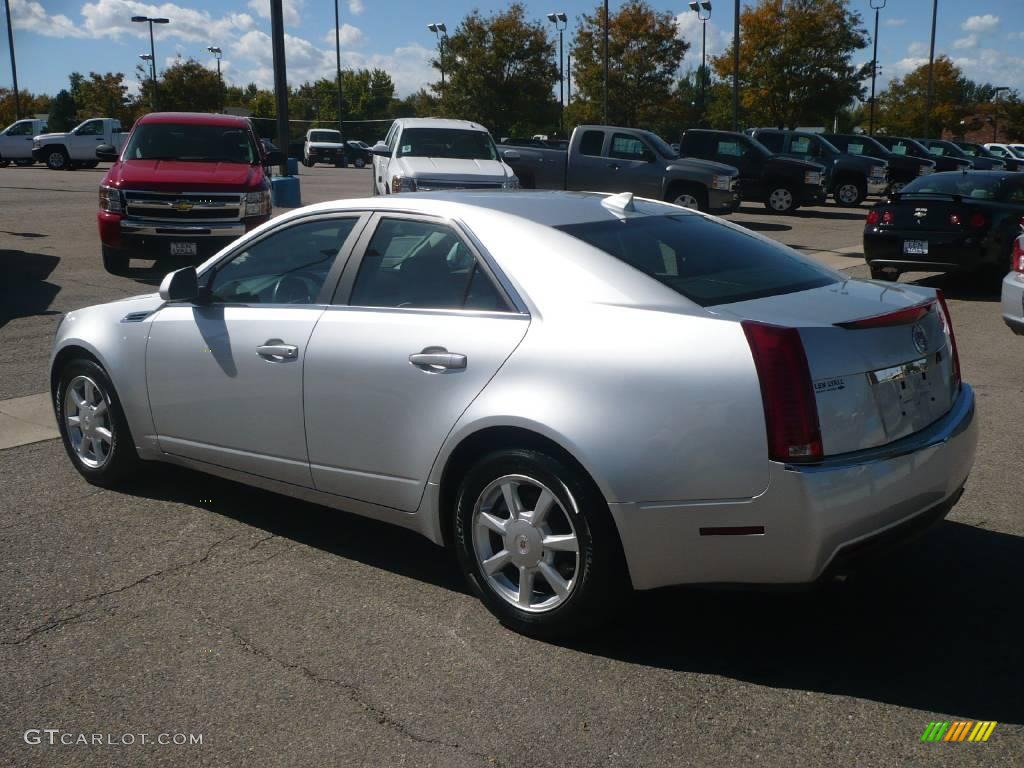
757, 133, 784, 152
556, 215, 836, 307
578, 130, 605, 157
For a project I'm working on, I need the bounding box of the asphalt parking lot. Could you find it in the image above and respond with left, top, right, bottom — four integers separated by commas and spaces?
1, 164, 1021, 767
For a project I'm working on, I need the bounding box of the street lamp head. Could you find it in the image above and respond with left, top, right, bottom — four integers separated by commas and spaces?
547, 12, 557, 22
557, 12, 567, 22
139, 53, 153, 60
427, 23, 437, 32
436, 23, 446, 33
207, 46, 222, 55
689, 1, 699, 11
869, 0, 886, 9
700, 1, 712, 10
153, 18, 169, 24
131, 16, 147, 22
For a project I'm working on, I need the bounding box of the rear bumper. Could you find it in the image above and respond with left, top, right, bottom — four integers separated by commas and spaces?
610, 384, 977, 590
867, 177, 888, 196
863, 229, 992, 271
1002, 272, 1024, 335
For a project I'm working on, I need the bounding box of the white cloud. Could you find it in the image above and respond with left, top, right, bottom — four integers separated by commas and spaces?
962, 14, 999, 33
76, 0, 255, 43
324, 24, 363, 48
907, 41, 928, 57
889, 57, 929, 77
883, 18, 907, 28
953, 34, 978, 50
9, 0, 85, 37
674, 12, 730, 65
348, 0, 364, 16
246, 0, 303, 27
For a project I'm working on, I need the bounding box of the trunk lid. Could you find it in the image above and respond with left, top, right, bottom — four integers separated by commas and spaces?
884, 195, 981, 231
716, 279, 958, 456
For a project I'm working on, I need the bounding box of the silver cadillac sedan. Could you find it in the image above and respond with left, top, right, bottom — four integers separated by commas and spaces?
51, 190, 977, 637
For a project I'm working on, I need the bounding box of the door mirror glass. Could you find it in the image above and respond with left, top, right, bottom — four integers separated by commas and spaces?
502, 149, 521, 162
264, 149, 283, 166
159, 267, 199, 302
96, 144, 118, 161
370, 142, 391, 158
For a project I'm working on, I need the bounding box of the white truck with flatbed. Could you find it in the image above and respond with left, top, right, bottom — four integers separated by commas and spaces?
33, 117, 127, 170
0, 118, 47, 166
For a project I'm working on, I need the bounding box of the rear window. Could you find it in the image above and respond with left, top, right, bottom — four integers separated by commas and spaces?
579, 130, 604, 156
310, 130, 341, 143
901, 174, 1006, 199
556, 215, 836, 307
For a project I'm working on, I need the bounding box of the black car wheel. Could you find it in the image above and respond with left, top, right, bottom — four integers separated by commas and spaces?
765, 185, 798, 214
354, 157, 366, 169
454, 447, 627, 639
45, 148, 69, 170
102, 245, 129, 275
834, 179, 866, 207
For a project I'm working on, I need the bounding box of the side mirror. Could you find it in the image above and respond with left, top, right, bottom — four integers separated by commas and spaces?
159, 267, 199, 302
370, 142, 391, 158
96, 144, 119, 162
264, 149, 283, 166
502, 150, 521, 162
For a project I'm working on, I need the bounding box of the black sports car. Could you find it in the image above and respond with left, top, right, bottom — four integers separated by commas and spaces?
863, 171, 1024, 281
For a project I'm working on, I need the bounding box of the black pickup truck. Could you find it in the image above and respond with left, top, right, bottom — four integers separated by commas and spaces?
679, 129, 826, 214
823, 133, 936, 194
872, 136, 972, 173
917, 138, 1007, 171
749, 128, 888, 207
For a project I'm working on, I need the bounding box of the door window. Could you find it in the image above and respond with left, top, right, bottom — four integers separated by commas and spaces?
6, 122, 33, 136
609, 133, 653, 161
349, 218, 510, 311
716, 140, 744, 157
756, 133, 784, 152
578, 130, 605, 157
207, 217, 358, 305
75, 121, 103, 136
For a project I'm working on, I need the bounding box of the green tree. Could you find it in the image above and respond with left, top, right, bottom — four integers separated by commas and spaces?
436, 3, 559, 136
146, 58, 225, 113
69, 71, 134, 125
47, 89, 77, 131
0, 88, 51, 127
876, 56, 981, 137
569, 0, 689, 133
711, 0, 868, 129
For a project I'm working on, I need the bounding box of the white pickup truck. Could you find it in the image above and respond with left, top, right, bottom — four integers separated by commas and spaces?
0, 118, 48, 166
370, 118, 518, 195
33, 117, 127, 170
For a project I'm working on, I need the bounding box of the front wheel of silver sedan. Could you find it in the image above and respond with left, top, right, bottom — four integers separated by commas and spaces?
55, 358, 140, 487
454, 448, 627, 638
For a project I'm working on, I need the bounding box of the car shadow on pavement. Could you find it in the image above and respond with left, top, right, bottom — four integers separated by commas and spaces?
572, 520, 1024, 724
795, 208, 869, 221
122, 464, 467, 594
737, 221, 792, 233
0, 248, 61, 329
910, 271, 1003, 303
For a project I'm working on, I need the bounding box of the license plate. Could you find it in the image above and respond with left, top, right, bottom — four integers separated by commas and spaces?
903, 240, 929, 255
170, 241, 197, 256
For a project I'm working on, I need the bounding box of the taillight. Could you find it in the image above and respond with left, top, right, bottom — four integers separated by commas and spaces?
1012, 236, 1024, 273
968, 212, 986, 229
741, 321, 823, 463
866, 209, 879, 225
867, 208, 893, 226
949, 213, 961, 226
935, 290, 961, 393
882, 210, 894, 225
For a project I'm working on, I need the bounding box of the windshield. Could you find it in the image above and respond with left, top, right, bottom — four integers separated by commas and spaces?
642, 131, 678, 158
556, 215, 836, 307
123, 123, 259, 163
310, 131, 342, 143
396, 128, 499, 160
901, 173, 1006, 199
957, 143, 981, 157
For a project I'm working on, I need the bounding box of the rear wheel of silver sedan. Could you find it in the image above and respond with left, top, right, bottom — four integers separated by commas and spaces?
454, 448, 626, 638
55, 359, 140, 488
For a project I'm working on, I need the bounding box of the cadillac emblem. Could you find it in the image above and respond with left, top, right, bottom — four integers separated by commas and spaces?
912, 323, 928, 355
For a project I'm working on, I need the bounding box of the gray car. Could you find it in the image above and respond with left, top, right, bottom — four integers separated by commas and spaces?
51, 190, 977, 637
1003, 232, 1024, 334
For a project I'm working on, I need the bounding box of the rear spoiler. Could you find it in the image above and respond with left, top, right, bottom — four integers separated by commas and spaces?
887, 191, 963, 203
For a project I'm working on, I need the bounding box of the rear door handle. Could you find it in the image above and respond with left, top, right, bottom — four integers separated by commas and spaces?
409, 348, 467, 370
257, 342, 298, 360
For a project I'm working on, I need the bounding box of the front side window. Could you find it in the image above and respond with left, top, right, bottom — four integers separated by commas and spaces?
5, 121, 33, 136
123, 123, 259, 163
395, 128, 498, 161
207, 218, 357, 304
609, 134, 652, 161
756, 133, 784, 152
556, 215, 836, 307
350, 218, 509, 311
76, 120, 103, 136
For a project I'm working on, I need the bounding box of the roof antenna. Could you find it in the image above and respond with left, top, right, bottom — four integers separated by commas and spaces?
602, 191, 635, 212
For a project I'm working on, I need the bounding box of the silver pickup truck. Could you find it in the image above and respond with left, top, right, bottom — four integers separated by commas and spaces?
500, 125, 740, 214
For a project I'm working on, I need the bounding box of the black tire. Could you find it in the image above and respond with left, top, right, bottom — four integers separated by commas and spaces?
833, 177, 866, 207
664, 183, 708, 212
102, 245, 129, 275
764, 184, 799, 214
14, 158, 34, 167
371, 169, 379, 196
45, 147, 69, 171
303, 157, 313, 167
55, 358, 140, 488
354, 157, 366, 169
454, 447, 628, 639
0, 159, 9, 168
83, 160, 99, 169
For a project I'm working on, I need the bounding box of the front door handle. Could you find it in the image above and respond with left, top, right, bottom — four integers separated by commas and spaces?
257, 341, 298, 360
409, 347, 467, 370
608, 163, 620, 170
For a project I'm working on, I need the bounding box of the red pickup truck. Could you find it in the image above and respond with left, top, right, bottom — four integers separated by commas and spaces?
96, 112, 280, 274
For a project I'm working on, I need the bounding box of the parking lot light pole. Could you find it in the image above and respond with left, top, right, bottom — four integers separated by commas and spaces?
992, 86, 1009, 142
206, 46, 223, 110
732, 0, 739, 131
334, 0, 344, 135
428, 23, 448, 92
547, 12, 568, 134
3, 0, 20, 119
138, 54, 155, 109
923, 0, 937, 138
131, 16, 169, 112
868, 0, 885, 135
602, 0, 609, 124
689, 1, 712, 124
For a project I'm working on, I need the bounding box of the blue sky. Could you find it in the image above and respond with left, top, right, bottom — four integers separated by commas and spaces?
4, 0, 1024, 100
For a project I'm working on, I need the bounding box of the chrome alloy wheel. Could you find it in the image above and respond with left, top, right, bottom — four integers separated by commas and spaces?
836, 183, 860, 204
768, 187, 794, 212
672, 193, 700, 210
472, 474, 580, 613
64, 375, 114, 469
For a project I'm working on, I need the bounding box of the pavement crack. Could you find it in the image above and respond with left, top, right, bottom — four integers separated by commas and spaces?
247, 533, 278, 551
0, 533, 239, 646
222, 624, 509, 766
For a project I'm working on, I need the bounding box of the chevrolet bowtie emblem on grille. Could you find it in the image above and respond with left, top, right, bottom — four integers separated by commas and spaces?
172, 200, 194, 212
